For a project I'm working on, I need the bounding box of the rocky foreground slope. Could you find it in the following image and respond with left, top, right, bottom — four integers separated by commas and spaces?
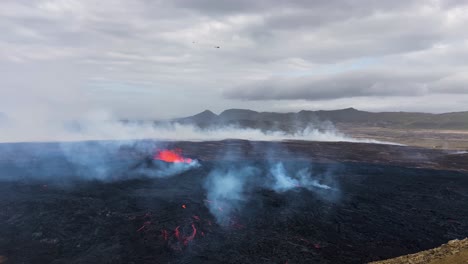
371, 238, 468, 264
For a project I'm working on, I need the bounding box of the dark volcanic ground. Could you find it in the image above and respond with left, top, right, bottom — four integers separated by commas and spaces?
0, 140, 468, 264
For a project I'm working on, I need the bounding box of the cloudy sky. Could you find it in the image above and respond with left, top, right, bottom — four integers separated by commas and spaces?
1, 0, 468, 120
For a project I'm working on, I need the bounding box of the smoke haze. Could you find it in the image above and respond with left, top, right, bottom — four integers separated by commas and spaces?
0, 110, 387, 144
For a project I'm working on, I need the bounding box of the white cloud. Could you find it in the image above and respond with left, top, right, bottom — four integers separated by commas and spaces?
1, 0, 468, 122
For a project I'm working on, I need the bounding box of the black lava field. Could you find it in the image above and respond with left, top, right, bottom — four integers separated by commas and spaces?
1, 140, 467, 264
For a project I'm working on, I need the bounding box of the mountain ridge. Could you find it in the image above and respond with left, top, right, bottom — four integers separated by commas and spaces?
174, 108, 468, 130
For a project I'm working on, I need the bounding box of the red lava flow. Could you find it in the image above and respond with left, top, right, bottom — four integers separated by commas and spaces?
154, 149, 193, 163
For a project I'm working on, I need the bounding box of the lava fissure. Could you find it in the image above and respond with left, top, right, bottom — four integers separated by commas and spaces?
154, 149, 193, 163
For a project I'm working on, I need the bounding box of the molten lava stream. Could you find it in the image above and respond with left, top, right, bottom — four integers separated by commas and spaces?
154, 149, 193, 163
183, 224, 197, 245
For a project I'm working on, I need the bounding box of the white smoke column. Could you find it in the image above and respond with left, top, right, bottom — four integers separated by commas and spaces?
59, 141, 126, 181
297, 168, 332, 190
0, 109, 396, 144
59, 140, 200, 181
269, 162, 334, 193
138, 160, 200, 178
270, 163, 299, 192
204, 166, 259, 225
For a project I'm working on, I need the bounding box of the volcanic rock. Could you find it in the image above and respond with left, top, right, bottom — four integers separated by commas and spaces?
370, 238, 468, 264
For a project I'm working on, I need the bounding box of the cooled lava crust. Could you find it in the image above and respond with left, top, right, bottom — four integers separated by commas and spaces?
0, 140, 467, 264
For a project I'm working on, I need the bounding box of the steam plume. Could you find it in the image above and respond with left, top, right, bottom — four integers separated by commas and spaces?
0, 110, 391, 144
204, 166, 259, 225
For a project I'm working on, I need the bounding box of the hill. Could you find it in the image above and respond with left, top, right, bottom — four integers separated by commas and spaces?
170, 108, 468, 149
175, 108, 468, 130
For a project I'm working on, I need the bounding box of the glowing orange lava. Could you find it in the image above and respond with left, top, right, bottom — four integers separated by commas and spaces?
183, 224, 197, 245
154, 149, 193, 163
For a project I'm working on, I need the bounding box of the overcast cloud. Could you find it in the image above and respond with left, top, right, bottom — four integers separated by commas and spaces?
1, 0, 468, 121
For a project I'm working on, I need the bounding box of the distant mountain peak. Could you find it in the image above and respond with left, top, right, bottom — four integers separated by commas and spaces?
220, 109, 259, 115
219, 109, 259, 120
339, 107, 360, 112
198, 109, 217, 116
176, 109, 218, 123
192, 109, 218, 118
174, 108, 468, 130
